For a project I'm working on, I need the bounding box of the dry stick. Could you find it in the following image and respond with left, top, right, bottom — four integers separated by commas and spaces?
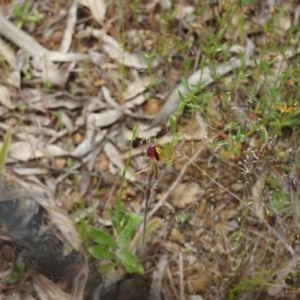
166, 266, 179, 300
71, 264, 89, 300
179, 252, 185, 300
150, 253, 168, 300
60, 0, 78, 53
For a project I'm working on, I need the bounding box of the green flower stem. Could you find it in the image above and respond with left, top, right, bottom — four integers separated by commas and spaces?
142, 162, 155, 249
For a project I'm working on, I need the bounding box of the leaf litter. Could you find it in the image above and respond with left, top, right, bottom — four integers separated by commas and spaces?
0, 0, 299, 300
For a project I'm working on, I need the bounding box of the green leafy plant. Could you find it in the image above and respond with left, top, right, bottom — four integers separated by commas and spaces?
87, 124, 170, 273
88, 125, 144, 274
0, 129, 11, 176
8, 259, 25, 284
87, 214, 143, 274
11, 1, 43, 28
54, 111, 66, 130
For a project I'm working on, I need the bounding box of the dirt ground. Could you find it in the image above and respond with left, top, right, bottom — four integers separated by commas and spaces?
0, 0, 300, 299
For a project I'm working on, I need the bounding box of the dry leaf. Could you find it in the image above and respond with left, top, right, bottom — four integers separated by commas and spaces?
103, 142, 133, 180
102, 34, 149, 69
0, 37, 17, 68
189, 295, 205, 300
124, 93, 148, 109
150, 254, 168, 300
46, 97, 82, 110
103, 142, 124, 171
9, 141, 43, 162
71, 264, 89, 300
102, 86, 119, 108
60, 0, 78, 53
0, 14, 88, 62
229, 44, 246, 54
267, 260, 295, 296
85, 96, 108, 112
44, 144, 68, 157
122, 76, 152, 101
79, 0, 106, 24
121, 124, 161, 141
175, 4, 195, 19
278, 13, 291, 33
31, 57, 68, 87
87, 109, 121, 128
12, 167, 47, 176
0, 85, 16, 110
87, 0, 106, 24
251, 171, 267, 220
33, 274, 70, 300
171, 182, 204, 208
59, 111, 74, 134
72, 139, 93, 157
6, 70, 21, 89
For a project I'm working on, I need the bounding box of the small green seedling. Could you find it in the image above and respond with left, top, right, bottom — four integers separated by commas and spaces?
0, 129, 11, 176
8, 258, 25, 284
12, 1, 43, 28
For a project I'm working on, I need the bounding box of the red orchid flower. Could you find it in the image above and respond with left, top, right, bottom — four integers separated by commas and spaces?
137, 143, 175, 180
134, 143, 174, 248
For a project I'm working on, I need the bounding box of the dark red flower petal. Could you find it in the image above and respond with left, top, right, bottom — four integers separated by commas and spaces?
146, 145, 159, 161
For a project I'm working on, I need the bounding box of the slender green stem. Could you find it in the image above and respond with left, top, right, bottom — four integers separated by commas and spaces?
116, 125, 138, 208
142, 162, 155, 248
0, 129, 11, 179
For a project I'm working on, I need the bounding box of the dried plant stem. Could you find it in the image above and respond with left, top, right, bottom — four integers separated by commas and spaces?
166, 266, 179, 300
179, 252, 185, 300
71, 264, 89, 300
